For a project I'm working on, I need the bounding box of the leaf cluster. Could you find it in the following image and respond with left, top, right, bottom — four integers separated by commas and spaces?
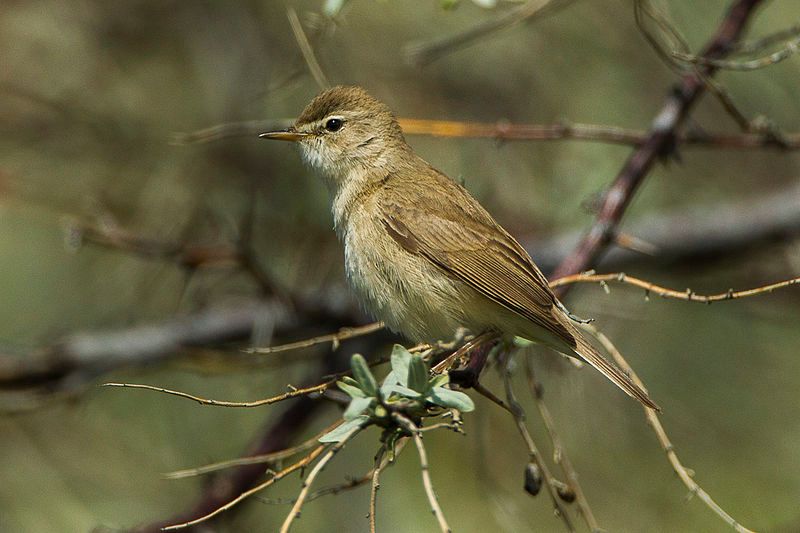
320, 345, 474, 445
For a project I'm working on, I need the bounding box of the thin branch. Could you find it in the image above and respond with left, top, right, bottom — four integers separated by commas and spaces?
102, 378, 336, 408
501, 355, 575, 532
473, 382, 512, 413
246, 322, 384, 354
673, 36, 800, 71
162, 444, 326, 531
162, 422, 339, 479
583, 324, 756, 533
431, 331, 499, 374
394, 414, 452, 533
731, 24, 800, 54
549, 272, 800, 303
551, 0, 767, 288
524, 358, 599, 532
369, 446, 387, 533
287, 7, 330, 90
405, 0, 572, 67
398, 118, 800, 149
256, 470, 374, 505
279, 424, 365, 533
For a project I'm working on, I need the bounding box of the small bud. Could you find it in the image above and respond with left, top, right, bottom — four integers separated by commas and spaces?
524, 463, 542, 496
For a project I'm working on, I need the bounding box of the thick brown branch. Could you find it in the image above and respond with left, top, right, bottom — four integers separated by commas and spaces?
551, 0, 766, 289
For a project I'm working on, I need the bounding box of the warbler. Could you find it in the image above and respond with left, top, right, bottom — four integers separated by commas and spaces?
261, 86, 657, 410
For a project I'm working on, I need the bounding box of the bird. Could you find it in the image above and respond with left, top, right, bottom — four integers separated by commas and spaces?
260, 85, 658, 410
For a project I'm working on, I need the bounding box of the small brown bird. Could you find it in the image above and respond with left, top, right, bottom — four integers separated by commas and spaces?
261, 86, 658, 410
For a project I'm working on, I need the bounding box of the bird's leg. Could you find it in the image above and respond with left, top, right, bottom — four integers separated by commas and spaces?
447, 332, 502, 389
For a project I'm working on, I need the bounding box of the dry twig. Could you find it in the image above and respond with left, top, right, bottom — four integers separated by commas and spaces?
280, 423, 365, 532
552, 0, 767, 285
163, 444, 326, 531
102, 379, 336, 408
405, 0, 572, 66
501, 354, 575, 532
287, 7, 330, 89
163, 422, 339, 479
393, 414, 452, 533
524, 358, 599, 531
582, 324, 756, 533
549, 272, 800, 303
398, 118, 800, 149
247, 322, 384, 354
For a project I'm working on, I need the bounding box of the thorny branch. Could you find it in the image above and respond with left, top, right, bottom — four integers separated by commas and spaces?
551, 0, 767, 286
549, 272, 800, 303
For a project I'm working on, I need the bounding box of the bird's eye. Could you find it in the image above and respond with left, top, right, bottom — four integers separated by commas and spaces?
325, 118, 343, 132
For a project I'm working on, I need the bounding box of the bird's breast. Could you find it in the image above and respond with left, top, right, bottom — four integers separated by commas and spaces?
340, 209, 469, 343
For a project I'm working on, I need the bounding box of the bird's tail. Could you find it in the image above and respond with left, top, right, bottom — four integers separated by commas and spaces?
568, 325, 660, 411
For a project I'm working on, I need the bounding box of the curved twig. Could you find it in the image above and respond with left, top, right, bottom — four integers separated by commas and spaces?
582, 324, 756, 533
549, 272, 800, 303
394, 415, 452, 533
279, 424, 365, 532
162, 444, 326, 530
102, 379, 335, 408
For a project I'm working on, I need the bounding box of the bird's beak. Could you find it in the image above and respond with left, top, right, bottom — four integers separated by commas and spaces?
259, 129, 308, 142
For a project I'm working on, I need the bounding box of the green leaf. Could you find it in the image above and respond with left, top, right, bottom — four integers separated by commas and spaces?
429, 373, 449, 388
383, 383, 421, 399
430, 387, 475, 412
350, 353, 377, 396
408, 354, 429, 394
340, 376, 361, 388
344, 397, 374, 420
319, 416, 368, 443
337, 380, 366, 399
390, 344, 412, 386
380, 370, 398, 397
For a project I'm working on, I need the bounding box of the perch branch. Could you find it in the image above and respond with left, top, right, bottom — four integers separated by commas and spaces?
549, 272, 800, 303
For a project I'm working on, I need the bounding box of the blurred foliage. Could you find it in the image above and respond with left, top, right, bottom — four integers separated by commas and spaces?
1, 1, 799, 532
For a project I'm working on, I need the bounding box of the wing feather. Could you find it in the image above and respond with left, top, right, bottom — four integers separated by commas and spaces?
378, 175, 659, 410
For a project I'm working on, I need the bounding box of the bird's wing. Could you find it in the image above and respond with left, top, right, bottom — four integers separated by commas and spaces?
380, 197, 574, 346
380, 184, 659, 411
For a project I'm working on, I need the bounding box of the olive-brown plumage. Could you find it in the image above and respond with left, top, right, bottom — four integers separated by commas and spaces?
261, 86, 658, 410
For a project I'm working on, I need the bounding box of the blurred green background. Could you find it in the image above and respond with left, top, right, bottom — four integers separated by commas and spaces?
1, 1, 799, 531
